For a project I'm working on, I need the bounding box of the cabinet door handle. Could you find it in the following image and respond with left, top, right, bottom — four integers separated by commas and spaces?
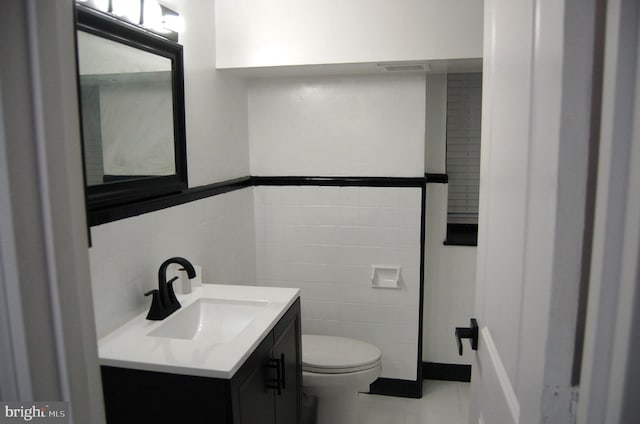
280, 353, 286, 390
265, 358, 282, 395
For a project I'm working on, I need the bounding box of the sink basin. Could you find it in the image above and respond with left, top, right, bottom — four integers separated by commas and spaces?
147, 298, 269, 342
99, 284, 299, 379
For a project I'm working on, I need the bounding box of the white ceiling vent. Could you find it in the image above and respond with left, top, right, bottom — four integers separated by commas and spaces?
378, 63, 430, 72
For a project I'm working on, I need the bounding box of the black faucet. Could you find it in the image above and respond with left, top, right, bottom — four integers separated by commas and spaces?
145, 257, 196, 320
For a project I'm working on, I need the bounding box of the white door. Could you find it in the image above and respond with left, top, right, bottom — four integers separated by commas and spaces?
467, 0, 601, 423
468, 2, 539, 422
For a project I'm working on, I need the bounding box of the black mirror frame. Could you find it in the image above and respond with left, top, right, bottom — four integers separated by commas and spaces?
75, 5, 188, 226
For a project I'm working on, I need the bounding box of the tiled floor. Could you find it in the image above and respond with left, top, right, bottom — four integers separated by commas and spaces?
358, 381, 470, 424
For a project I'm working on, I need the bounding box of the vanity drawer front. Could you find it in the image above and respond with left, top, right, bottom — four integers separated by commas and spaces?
101, 366, 230, 424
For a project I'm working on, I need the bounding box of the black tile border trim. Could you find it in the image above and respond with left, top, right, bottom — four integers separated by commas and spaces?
425, 173, 449, 184
89, 175, 427, 225
369, 378, 423, 398
252, 176, 426, 187
417, 183, 426, 397
422, 362, 472, 383
89, 176, 253, 226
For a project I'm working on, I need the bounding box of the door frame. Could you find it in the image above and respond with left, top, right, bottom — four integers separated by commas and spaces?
578, 0, 640, 422
0, 80, 33, 401
1, 0, 105, 421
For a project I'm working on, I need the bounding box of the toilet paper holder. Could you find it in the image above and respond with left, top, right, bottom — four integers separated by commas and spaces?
370, 265, 401, 289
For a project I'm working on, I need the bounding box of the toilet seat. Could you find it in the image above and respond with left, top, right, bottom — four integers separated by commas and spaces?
302, 335, 382, 374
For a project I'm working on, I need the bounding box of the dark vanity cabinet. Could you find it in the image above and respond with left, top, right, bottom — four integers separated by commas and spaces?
101, 298, 302, 424
230, 299, 301, 424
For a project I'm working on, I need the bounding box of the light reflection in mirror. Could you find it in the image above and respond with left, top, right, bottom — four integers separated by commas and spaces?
77, 31, 175, 186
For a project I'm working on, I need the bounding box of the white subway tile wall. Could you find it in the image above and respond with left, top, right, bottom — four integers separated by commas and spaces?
254, 185, 422, 380
89, 188, 256, 338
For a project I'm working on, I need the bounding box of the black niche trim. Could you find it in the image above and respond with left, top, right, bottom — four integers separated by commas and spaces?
425, 173, 449, 184
89, 176, 252, 226
251, 176, 426, 188
422, 362, 472, 382
368, 378, 423, 398
444, 223, 478, 246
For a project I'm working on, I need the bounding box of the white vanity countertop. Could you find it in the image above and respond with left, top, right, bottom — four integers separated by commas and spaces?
98, 284, 300, 379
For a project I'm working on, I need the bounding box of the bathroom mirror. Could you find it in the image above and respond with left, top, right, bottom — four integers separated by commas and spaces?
75, 5, 187, 223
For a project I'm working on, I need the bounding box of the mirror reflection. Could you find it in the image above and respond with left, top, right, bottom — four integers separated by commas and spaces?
77, 30, 176, 186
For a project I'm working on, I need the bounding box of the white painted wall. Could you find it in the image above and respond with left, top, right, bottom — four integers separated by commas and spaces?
422, 74, 477, 366
90, 189, 256, 338
174, 0, 250, 186
215, 0, 483, 68
248, 75, 426, 177
425, 74, 447, 173
254, 186, 422, 380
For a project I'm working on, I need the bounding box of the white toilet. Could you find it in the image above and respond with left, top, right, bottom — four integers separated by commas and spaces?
302, 335, 382, 424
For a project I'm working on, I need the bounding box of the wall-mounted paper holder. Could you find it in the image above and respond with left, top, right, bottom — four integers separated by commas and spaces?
371, 265, 401, 289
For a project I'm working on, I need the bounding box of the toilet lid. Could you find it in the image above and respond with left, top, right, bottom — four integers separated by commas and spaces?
302, 335, 382, 374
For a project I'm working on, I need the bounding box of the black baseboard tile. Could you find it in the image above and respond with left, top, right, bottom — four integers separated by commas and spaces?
425, 173, 449, 184
368, 377, 423, 399
422, 362, 471, 382
251, 176, 426, 188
